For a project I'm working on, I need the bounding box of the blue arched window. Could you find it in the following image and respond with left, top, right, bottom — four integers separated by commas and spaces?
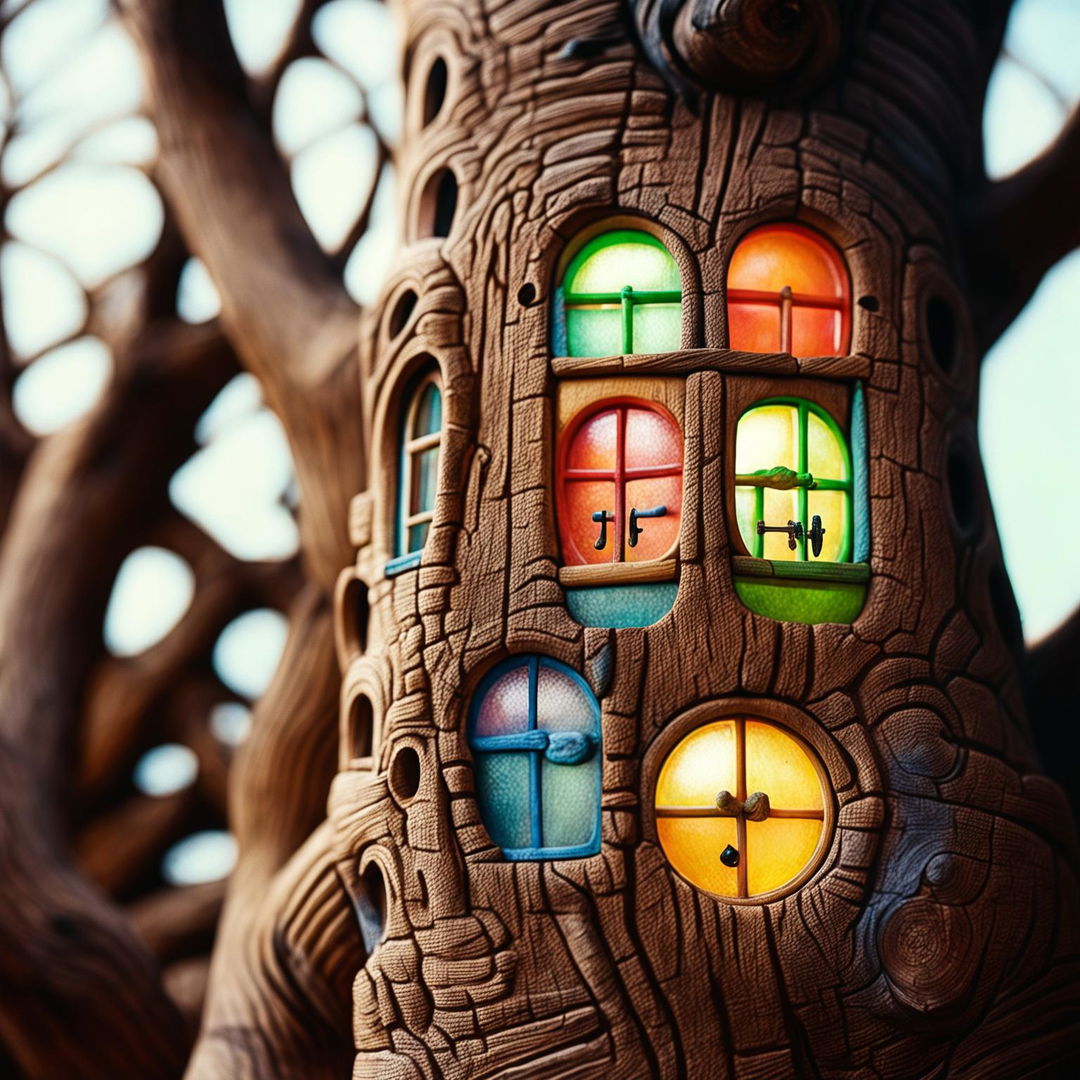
469, 656, 601, 860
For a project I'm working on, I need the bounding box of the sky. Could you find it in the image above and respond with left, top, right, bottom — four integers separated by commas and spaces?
0, 0, 1077, 877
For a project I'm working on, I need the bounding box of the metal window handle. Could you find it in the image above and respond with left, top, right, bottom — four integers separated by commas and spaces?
592, 509, 615, 550
628, 504, 667, 548
755, 515, 826, 556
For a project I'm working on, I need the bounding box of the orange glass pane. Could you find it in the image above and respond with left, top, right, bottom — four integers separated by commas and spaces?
745, 818, 823, 896
624, 407, 681, 470
626, 476, 681, 562
791, 307, 844, 357
728, 302, 782, 354
658, 818, 739, 897
566, 409, 618, 472
562, 479, 615, 565
744, 721, 823, 810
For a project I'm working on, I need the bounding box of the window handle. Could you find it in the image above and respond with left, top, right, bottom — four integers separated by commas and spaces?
591, 509, 615, 550
756, 516, 827, 556
628, 504, 667, 548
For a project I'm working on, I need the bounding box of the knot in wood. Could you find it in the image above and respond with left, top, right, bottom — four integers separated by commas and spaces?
714, 789, 771, 821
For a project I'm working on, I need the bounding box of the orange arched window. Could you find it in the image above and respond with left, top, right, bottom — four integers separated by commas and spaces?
727, 224, 850, 357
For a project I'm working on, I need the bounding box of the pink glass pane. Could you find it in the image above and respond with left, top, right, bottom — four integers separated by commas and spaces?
565, 409, 617, 473
473, 663, 531, 736
535, 665, 595, 733
624, 407, 682, 471
625, 476, 681, 562
562, 479, 617, 565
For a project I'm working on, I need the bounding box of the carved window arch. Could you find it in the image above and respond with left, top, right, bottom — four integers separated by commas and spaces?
727, 223, 851, 357
469, 656, 601, 860
387, 368, 442, 576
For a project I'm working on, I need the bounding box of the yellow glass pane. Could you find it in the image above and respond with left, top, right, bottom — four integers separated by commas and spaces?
806, 489, 847, 562
806, 410, 847, 481
745, 817, 823, 895
735, 405, 798, 474
657, 817, 738, 897
744, 721, 823, 810
762, 487, 799, 561
655, 721, 736, 806
735, 486, 759, 554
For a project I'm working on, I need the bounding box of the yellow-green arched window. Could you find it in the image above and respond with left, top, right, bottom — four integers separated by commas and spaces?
557, 230, 682, 358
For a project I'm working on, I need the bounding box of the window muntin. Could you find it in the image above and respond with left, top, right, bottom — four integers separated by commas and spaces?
561, 230, 681, 357
560, 400, 683, 566
396, 372, 442, 562
469, 656, 601, 860
734, 399, 852, 564
727, 224, 850, 357
655, 718, 828, 900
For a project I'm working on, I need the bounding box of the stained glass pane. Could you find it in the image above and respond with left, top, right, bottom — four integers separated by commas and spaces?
657, 817, 739, 897
735, 487, 759, 556
745, 817, 822, 896
566, 409, 618, 472
566, 306, 622, 358
728, 301, 781, 354
656, 721, 737, 806
566, 232, 680, 295
807, 489, 847, 562
744, 721, 823, 810
806, 411, 847, 481
632, 302, 681, 353
624, 407, 681, 470
473, 751, 532, 850
791, 307, 843, 357
761, 487, 800, 560
411, 445, 439, 516
735, 405, 798, 474
535, 665, 596, 733
541, 757, 600, 849
412, 381, 442, 437
625, 476, 681, 562
562, 479, 617, 565
728, 224, 846, 299
473, 662, 531, 737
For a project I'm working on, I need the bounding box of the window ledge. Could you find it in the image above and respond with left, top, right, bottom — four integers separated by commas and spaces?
559, 560, 676, 587
385, 551, 423, 577
732, 556, 869, 584
552, 349, 870, 381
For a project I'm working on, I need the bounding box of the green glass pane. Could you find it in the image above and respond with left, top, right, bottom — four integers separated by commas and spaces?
407, 520, 429, 552
474, 751, 532, 850
734, 578, 866, 624
413, 382, 442, 437
412, 445, 439, 516
632, 302, 681, 352
566, 231, 680, 295
541, 757, 600, 850
567, 306, 622, 357
566, 582, 678, 628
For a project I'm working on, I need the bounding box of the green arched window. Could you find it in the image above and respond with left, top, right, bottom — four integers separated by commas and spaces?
557, 230, 682, 358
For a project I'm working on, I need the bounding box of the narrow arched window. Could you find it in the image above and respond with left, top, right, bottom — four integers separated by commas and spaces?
388, 370, 442, 575
558, 230, 682, 357
469, 656, 601, 860
727, 224, 850, 357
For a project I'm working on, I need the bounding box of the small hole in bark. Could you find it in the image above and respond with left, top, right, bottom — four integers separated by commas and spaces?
765, 0, 806, 37
946, 440, 980, 535
517, 282, 537, 306
423, 57, 448, 126
419, 167, 457, 239
989, 563, 1023, 650
416, 869, 430, 907
349, 694, 374, 760
858, 295, 879, 312
51, 914, 80, 939
388, 290, 417, 339
926, 295, 957, 373
389, 745, 421, 801
356, 861, 387, 953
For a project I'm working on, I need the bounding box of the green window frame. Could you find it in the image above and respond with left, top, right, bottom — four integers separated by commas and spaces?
556, 229, 682, 357
735, 397, 853, 563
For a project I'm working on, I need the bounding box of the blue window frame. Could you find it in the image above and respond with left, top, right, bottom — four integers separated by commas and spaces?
468, 656, 601, 860
386, 371, 442, 576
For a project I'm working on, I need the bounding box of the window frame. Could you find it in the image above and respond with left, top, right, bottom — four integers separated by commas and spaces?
468, 656, 602, 861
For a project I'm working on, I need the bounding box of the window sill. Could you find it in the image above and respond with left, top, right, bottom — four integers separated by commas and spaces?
731, 556, 869, 584
552, 349, 869, 381
385, 551, 422, 577
559, 559, 676, 587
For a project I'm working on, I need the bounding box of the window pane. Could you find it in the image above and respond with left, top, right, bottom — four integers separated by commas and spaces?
411, 445, 439, 516
566, 408, 618, 472
761, 487, 800, 560
745, 817, 822, 896
473, 751, 532, 850
567, 233, 680, 295
626, 476, 681, 562
566, 306, 621, 357
541, 757, 600, 849
562, 479, 617, 565
407, 520, 429, 553
656, 720, 737, 805
624, 406, 681, 471
657, 817, 739, 897
473, 662, 531, 736
791, 307, 844, 358
735, 405, 798, 474
632, 301, 680, 353
728, 301, 781, 354
535, 665, 596, 733
735, 487, 760, 556
807, 489, 848, 562
806, 410, 847, 481
744, 721, 822, 810
412, 381, 441, 437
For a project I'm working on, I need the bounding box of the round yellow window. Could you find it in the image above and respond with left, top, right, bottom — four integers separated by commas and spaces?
655, 717, 829, 901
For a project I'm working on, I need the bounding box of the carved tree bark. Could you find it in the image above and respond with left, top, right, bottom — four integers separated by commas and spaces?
0, 0, 1078, 1076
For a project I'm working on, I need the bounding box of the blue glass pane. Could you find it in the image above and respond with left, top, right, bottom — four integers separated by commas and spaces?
473, 751, 532, 850
412, 382, 441, 437
406, 521, 429, 553
566, 582, 678, 628
541, 757, 600, 851
412, 445, 439, 515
